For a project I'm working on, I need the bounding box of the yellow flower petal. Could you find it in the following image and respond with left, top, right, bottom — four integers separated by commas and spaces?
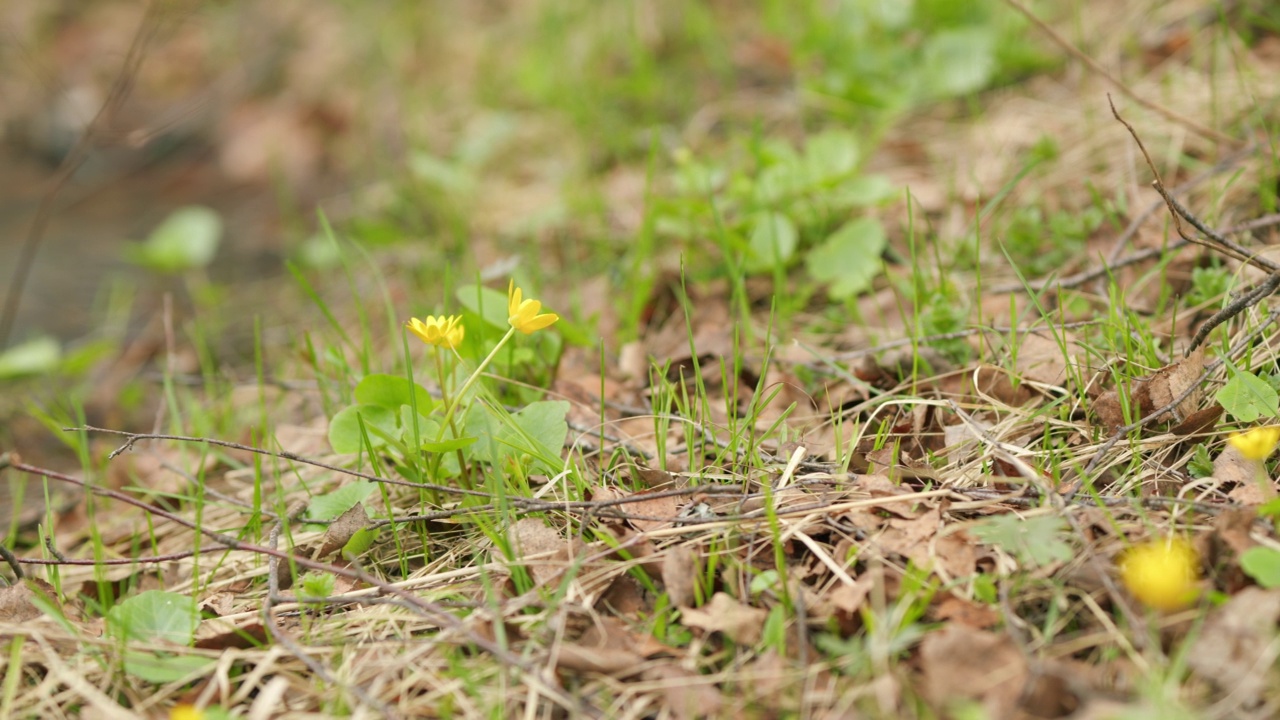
406, 315, 465, 349
170, 705, 205, 720
1119, 539, 1199, 612
507, 280, 560, 335
1228, 426, 1280, 461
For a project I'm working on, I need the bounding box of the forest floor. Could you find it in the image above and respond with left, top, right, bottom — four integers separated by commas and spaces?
3, 1, 1280, 718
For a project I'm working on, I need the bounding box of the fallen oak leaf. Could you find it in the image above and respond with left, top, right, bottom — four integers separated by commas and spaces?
642, 663, 725, 720
920, 624, 1028, 719
0, 578, 57, 623
1093, 348, 1205, 431
317, 502, 370, 558
554, 643, 645, 677
679, 592, 767, 646
1189, 587, 1280, 707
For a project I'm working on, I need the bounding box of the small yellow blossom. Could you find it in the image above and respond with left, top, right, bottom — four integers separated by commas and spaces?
507, 280, 559, 335
1119, 539, 1199, 612
170, 705, 204, 720
1228, 426, 1280, 461
406, 315, 464, 349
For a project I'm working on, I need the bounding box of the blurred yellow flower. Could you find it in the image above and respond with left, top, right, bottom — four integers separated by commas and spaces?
170, 705, 204, 720
1228, 426, 1280, 461
407, 315, 464, 349
1119, 539, 1199, 612
507, 280, 559, 335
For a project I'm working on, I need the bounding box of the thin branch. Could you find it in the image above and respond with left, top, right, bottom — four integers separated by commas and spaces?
1001, 0, 1240, 146
0, 2, 168, 348
1082, 309, 1280, 476
263, 508, 395, 719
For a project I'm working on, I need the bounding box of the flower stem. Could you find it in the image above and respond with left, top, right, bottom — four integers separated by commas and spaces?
437, 327, 515, 440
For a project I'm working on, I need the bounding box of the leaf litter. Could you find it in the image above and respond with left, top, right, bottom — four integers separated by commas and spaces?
8, 3, 1280, 720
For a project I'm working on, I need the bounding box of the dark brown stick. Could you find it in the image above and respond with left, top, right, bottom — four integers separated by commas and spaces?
0, 3, 168, 348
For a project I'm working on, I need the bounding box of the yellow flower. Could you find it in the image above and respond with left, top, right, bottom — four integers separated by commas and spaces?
1228, 426, 1280, 461
170, 705, 204, 720
507, 280, 559, 335
1119, 539, 1199, 612
406, 315, 464, 349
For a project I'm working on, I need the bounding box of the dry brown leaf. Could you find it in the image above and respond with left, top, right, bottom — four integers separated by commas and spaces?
554, 643, 645, 676
1171, 403, 1223, 436
1228, 481, 1272, 505
920, 624, 1028, 720
1214, 445, 1276, 505
931, 529, 978, 579
662, 545, 698, 609
200, 591, 236, 617
0, 579, 56, 623
1094, 349, 1205, 430
873, 506, 948, 572
1210, 507, 1257, 557
680, 592, 767, 645
194, 622, 271, 651
318, 502, 370, 558
1015, 331, 1081, 389
642, 663, 725, 720
509, 518, 572, 587
1144, 347, 1204, 421
931, 593, 999, 629
1092, 389, 1128, 432
1188, 586, 1280, 707
624, 491, 681, 532
1213, 444, 1257, 485
630, 466, 678, 489
971, 364, 1036, 406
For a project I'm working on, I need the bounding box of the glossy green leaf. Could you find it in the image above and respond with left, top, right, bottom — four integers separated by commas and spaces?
355, 374, 434, 414
106, 590, 199, 645
124, 206, 222, 272
1241, 546, 1280, 588
745, 212, 798, 272
805, 217, 887, 298
1216, 370, 1279, 422
328, 404, 397, 454
0, 336, 60, 378
456, 283, 510, 330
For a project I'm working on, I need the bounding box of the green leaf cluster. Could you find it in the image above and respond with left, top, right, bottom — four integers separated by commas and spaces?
659, 130, 895, 299
105, 590, 213, 683
970, 514, 1072, 568
1216, 369, 1280, 422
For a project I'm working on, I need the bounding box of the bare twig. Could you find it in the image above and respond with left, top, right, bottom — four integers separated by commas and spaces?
0, 2, 168, 348
262, 507, 396, 719
1082, 309, 1280, 476
1109, 96, 1280, 354
1001, 0, 1239, 146
0, 544, 24, 581
948, 401, 1148, 648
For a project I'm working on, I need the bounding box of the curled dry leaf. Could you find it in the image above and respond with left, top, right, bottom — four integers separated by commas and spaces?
620, 490, 681, 533
1094, 348, 1205, 431
662, 545, 698, 608
1014, 331, 1084, 390
194, 622, 271, 651
0, 578, 57, 623
509, 517, 573, 587
971, 364, 1036, 406
1213, 444, 1276, 505
679, 592, 767, 646
554, 643, 645, 677
318, 502, 370, 558
931, 592, 999, 630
